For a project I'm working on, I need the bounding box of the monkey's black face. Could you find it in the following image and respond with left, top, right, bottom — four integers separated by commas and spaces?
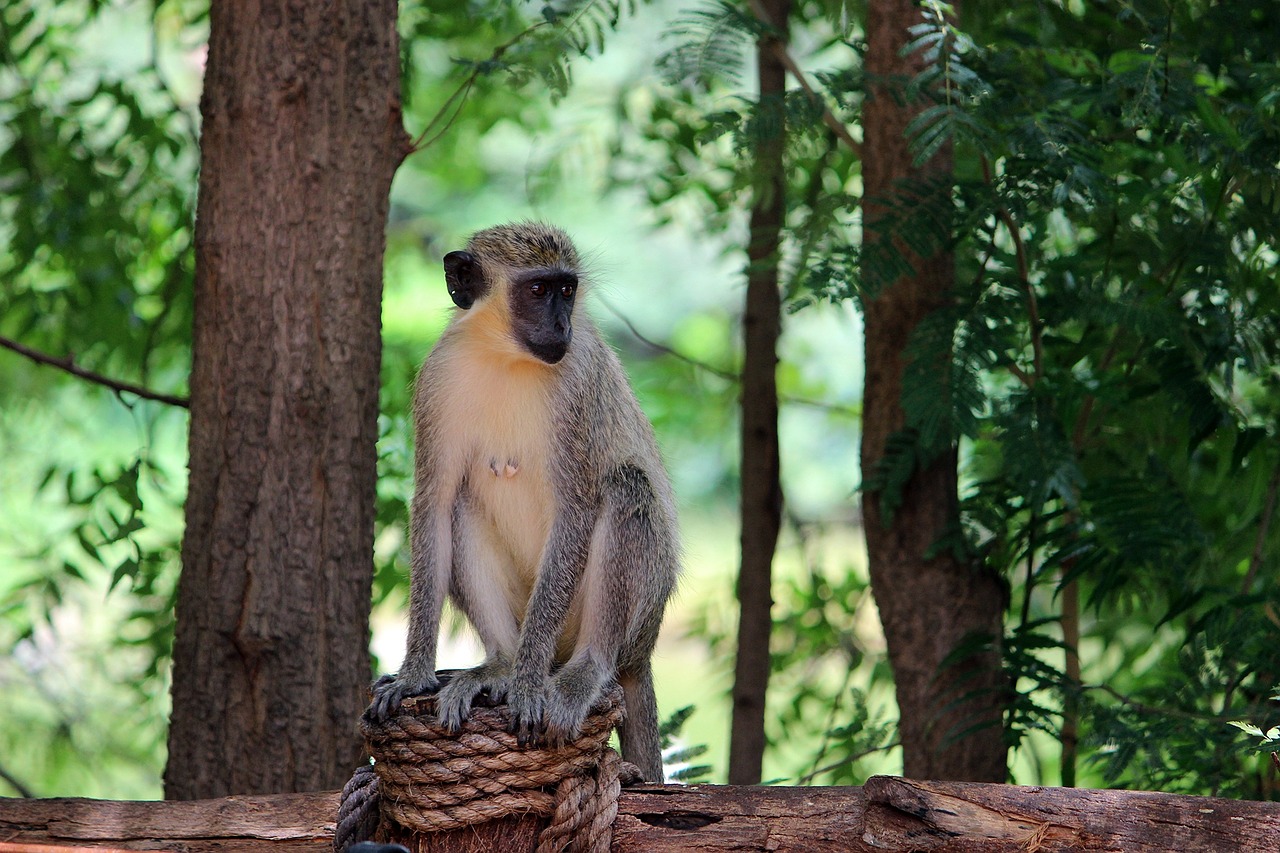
510, 268, 577, 364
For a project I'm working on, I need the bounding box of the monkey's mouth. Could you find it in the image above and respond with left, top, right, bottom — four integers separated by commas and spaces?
525, 334, 570, 364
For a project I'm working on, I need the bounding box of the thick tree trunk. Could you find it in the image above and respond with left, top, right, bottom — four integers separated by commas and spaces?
728, 0, 791, 786
166, 0, 408, 798
860, 0, 1007, 781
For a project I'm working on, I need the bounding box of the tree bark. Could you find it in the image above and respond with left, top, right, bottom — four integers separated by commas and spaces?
7, 779, 1280, 852
166, 0, 408, 798
728, 0, 791, 786
860, 0, 1007, 781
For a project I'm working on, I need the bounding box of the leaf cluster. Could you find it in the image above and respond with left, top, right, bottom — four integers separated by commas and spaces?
0, 0, 199, 392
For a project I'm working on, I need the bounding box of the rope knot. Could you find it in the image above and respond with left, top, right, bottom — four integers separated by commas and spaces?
337, 680, 633, 853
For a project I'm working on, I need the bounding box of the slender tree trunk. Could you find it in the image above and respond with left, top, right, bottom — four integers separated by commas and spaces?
1061, 575, 1080, 786
165, 0, 408, 799
728, 0, 790, 786
860, 0, 1007, 781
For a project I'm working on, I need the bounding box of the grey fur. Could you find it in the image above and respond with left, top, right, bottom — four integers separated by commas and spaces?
367, 223, 680, 782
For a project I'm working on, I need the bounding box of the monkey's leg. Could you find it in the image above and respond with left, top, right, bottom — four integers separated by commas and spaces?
596, 465, 676, 781
435, 499, 522, 731
543, 467, 671, 779
538, 513, 623, 745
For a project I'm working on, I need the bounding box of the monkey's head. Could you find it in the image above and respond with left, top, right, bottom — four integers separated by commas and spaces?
443, 222, 583, 365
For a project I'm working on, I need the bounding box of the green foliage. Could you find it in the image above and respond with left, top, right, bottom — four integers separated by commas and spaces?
768, 559, 897, 784
655, 1, 761, 88
0, 417, 182, 796
659, 704, 713, 782
637, 0, 1280, 796
1, 0, 673, 796
1230, 700, 1280, 762
0, 0, 197, 796
886, 0, 1280, 796
0, 0, 200, 388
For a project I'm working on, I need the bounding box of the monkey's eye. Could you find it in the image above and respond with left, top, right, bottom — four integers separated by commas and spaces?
560, 283, 576, 299
529, 281, 548, 298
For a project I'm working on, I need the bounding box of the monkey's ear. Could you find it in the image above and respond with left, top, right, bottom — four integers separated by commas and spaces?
443, 250, 483, 309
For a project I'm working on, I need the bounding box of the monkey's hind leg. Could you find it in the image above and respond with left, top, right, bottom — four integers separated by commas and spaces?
543, 466, 673, 780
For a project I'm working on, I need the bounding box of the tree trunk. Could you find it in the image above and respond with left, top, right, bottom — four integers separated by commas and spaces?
166, 0, 408, 799
728, 0, 791, 786
860, 0, 1007, 781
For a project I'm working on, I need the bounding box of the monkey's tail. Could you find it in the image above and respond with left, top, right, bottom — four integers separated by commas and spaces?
617, 662, 663, 783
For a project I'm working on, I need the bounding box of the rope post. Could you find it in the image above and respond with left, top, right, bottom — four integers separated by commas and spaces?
336, 678, 636, 853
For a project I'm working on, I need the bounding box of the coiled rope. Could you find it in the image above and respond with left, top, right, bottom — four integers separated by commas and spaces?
335, 683, 636, 853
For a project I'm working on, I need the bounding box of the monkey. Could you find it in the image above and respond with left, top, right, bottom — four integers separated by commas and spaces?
366, 222, 680, 783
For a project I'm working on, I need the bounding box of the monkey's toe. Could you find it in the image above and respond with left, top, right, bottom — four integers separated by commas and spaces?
365, 673, 439, 722
435, 675, 490, 731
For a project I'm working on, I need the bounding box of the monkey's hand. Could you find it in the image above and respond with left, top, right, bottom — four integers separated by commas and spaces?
435, 656, 513, 731
364, 670, 440, 722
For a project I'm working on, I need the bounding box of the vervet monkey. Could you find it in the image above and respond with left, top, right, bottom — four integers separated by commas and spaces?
366, 222, 680, 782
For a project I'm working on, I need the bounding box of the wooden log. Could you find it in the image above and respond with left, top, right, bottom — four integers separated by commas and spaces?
3, 778, 1279, 852
0, 792, 339, 852
861, 776, 1280, 852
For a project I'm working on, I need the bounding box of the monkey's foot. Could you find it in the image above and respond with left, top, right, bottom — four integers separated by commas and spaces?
364, 671, 440, 722
538, 672, 609, 746
505, 674, 551, 746
436, 660, 512, 731
540, 694, 592, 746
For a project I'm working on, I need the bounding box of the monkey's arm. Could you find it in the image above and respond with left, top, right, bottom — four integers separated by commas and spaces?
366, 485, 453, 721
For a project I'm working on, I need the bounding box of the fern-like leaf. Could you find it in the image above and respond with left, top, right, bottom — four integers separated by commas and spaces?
656, 1, 760, 88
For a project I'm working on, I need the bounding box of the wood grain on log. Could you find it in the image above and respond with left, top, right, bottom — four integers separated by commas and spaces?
863, 776, 1280, 852
0, 792, 339, 852
4, 779, 1280, 852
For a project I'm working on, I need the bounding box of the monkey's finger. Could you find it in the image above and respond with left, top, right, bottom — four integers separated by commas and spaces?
364, 685, 403, 722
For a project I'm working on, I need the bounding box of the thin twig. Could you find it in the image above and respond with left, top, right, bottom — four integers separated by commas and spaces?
411, 0, 617, 155
1242, 465, 1280, 595
599, 298, 738, 382
796, 740, 901, 785
1083, 682, 1226, 723
0, 335, 189, 408
981, 156, 1042, 386
409, 21, 549, 153
744, 0, 861, 156
0, 759, 35, 798
597, 299, 859, 417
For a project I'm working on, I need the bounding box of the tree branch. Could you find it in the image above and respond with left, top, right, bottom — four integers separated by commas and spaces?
409, 20, 549, 153
1242, 464, 1280, 595
0, 760, 34, 799
0, 335, 189, 408
980, 156, 1042, 386
598, 298, 738, 383
745, 0, 862, 157
597, 299, 859, 418
410, 0, 621, 156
